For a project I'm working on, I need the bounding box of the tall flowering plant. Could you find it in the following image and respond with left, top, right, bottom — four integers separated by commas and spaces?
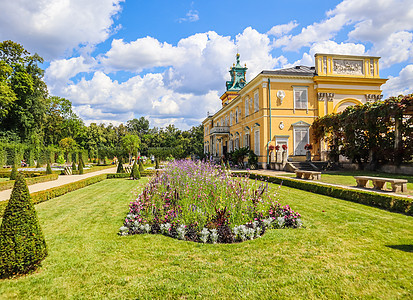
119, 160, 302, 243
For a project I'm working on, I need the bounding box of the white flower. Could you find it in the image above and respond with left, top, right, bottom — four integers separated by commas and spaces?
200, 228, 210, 243
210, 229, 219, 243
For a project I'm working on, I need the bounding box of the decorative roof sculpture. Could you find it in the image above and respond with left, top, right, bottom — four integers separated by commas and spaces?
226, 53, 247, 91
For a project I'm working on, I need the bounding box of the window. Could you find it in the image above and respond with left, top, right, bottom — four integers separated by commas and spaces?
230, 112, 233, 126
254, 91, 259, 112
254, 130, 260, 155
225, 116, 228, 126
244, 133, 250, 148
245, 97, 249, 116
235, 108, 238, 123
229, 139, 233, 152
235, 137, 239, 150
294, 87, 308, 110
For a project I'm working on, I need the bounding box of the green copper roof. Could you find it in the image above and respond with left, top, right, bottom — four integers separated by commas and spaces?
226, 53, 247, 91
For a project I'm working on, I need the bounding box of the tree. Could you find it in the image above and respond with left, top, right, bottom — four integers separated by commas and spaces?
116, 158, 125, 173
71, 161, 77, 171
122, 134, 140, 164
46, 162, 52, 174
0, 172, 47, 278
59, 137, 77, 160
130, 160, 140, 180
139, 159, 144, 173
10, 163, 17, 180
78, 158, 84, 175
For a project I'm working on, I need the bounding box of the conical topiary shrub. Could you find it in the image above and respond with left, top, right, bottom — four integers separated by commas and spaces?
36, 160, 41, 168
10, 164, 17, 181
116, 158, 125, 174
139, 159, 144, 173
78, 158, 84, 175
0, 172, 48, 279
46, 162, 52, 175
155, 158, 159, 170
71, 161, 77, 171
130, 160, 140, 180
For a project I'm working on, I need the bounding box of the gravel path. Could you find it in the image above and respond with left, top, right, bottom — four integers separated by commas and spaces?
0, 167, 117, 202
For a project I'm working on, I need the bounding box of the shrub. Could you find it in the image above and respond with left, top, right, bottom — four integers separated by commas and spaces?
130, 160, 140, 180
244, 172, 412, 215
36, 161, 41, 168
116, 158, 125, 174
0, 173, 47, 278
9, 164, 17, 181
139, 160, 144, 173
107, 173, 130, 179
72, 161, 77, 171
46, 162, 52, 175
78, 158, 84, 175
155, 158, 159, 169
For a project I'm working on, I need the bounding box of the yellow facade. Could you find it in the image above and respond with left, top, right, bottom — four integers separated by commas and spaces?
203, 53, 387, 168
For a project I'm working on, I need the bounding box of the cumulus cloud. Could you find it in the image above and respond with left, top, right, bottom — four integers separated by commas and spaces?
285, 41, 366, 67
267, 21, 298, 37
382, 65, 413, 97
0, 0, 124, 59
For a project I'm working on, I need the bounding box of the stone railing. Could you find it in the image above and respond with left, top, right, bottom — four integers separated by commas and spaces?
210, 126, 230, 135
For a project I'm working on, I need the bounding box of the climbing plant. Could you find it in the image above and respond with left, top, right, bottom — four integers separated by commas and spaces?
312, 94, 413, 166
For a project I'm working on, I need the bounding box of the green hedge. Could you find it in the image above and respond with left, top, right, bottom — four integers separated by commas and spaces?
240, 172, 413, 216
30, 174, 107, 205
107, 170, 155, 179
0, 174, 59, 191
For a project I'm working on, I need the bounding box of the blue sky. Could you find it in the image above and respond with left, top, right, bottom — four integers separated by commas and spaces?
0, 0, 412, 129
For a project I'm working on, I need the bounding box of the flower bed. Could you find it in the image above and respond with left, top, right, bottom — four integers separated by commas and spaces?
119, 160, 302, 243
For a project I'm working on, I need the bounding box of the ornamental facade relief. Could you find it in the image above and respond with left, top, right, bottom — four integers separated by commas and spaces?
333, 59, 364, 75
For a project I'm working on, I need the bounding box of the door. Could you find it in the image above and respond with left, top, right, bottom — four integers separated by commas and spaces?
294, 128, 309, 156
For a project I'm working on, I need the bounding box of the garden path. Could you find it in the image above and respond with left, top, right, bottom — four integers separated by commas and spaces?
0, 167, 117, 202
249, 169, 412, 199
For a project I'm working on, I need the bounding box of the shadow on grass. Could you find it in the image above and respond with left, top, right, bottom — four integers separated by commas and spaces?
386, 244, 413, 253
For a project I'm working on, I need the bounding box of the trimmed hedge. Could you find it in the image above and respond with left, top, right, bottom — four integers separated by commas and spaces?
30, 174, 107, 205
241, 172, 413, 215
107, 173, 130, 179
0, 174, 58, 191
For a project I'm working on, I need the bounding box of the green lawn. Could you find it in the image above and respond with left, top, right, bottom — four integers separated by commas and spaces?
280, 170, 413, 196
0, 178, 8, 182
0, 178, 412, 299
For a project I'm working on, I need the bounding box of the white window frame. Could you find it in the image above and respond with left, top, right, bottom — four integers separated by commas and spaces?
254, 129, 260, 156
254, 91, 259, 112
245, 97, 249, 116
230, 112, 233, 126
293, 86, 308, 113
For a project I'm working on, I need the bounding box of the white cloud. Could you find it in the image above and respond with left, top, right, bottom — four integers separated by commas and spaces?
274, 14, 348, 51
267, 21, 298, 37
370, 31, 413, 68
101, 37, 185, 72
286, 41, 366, 67
178, 10, 200, 23
0, 0, 124, 59
382, 65, 413, 97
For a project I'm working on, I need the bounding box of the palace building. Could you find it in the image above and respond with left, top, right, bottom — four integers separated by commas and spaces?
202, 53, 387, 168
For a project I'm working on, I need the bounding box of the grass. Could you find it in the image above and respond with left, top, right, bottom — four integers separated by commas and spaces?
0, 178, 412, 299
280, 170, 413, 196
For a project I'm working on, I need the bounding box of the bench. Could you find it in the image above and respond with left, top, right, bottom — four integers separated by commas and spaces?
295, 170, 321, 180
354, 176, 408, 193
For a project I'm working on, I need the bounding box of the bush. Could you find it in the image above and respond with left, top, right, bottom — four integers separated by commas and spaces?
130, 160, 140, 180
46, 162, 52, 175
139, 160, 144, 173
78, 158, 84, 175
107, 173, 130, 179
9, 164, 17, 181
244, 172, 412, 215
116, 159, 125, 174
31, 174, 107, 204
71, 161, 77, 171
0, 173, 48, 278
155, 158, 159, 169
36, 161, 41, 168
0, 174, 58, 192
